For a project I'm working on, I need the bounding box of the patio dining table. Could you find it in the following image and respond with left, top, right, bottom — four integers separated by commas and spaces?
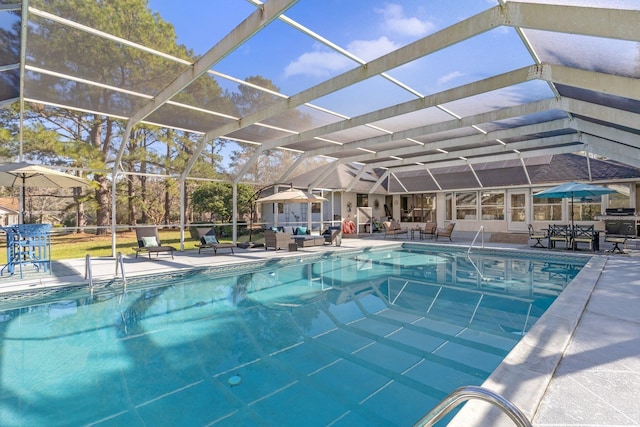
1, 223, 52, 278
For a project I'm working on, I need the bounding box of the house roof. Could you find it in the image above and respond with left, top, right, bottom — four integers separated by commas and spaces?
0, 198, 19, 213
292, 153, 640, 193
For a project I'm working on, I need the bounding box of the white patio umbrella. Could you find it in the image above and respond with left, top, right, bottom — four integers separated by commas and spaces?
0, 162, 89, 223
254, 187, 327, 238
254, 187, 327, 204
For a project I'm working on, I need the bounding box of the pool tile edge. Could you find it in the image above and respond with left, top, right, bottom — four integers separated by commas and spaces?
445, 255, 606, 427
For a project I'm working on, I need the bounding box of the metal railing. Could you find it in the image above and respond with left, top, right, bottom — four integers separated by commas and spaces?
115, 251, 127, 286
413, 385, 532, 427
84, 254, 93, 289
467, 225, 485, 254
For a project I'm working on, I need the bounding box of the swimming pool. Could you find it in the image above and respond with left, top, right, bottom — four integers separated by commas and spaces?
0, 245, 588, 426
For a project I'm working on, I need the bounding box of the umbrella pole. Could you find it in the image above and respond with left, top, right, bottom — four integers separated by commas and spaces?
20, 178, 25, 224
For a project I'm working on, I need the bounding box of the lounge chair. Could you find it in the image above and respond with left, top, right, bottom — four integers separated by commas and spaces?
435, 223, 455, 241
134, 226, 176, 259
264, 230, 294, 251
528, 224, 547, 248
195, 227, 235, 255
382, 220, 408, 239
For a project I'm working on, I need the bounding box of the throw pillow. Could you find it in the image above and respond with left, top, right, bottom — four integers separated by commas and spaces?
296, 226, 307, 235
202, 235, 219, 245
141, 236, 158, 247
292, 227, 298, 235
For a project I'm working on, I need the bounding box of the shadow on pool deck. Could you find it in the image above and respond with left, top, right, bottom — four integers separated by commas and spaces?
0, 232, 638, 426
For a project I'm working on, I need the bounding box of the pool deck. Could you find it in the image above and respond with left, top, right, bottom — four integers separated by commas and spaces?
0, 231, 638, 426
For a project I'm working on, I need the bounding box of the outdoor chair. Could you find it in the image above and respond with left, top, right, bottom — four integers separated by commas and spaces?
420, 222, 437, 240
382, 220, 408, 239
435, 223, 455, 241
322, 226, 342, 246
548, 224, 571, 249
605, 234, 627, 253
528, 224, 547, 248
195, 227, 235, 255
264, 230, 294, 251
134, 226, 176, 259
571, 225, 598, 251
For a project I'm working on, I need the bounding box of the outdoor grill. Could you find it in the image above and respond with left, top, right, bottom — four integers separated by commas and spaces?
602, 208, 638, 236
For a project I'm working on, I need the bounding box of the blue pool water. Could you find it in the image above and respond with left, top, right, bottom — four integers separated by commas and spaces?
0, 246, 588, 426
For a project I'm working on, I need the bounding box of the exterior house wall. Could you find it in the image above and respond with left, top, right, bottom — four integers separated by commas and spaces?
333, 180, 639, 235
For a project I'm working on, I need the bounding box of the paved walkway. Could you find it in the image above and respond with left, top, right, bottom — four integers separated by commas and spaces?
0, 232, 638, 426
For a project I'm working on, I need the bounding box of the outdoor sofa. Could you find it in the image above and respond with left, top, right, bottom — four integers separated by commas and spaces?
264, 230, 294, 251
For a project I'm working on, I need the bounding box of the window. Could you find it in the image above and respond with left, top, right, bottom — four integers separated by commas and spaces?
532, 190, 562, 221
571, 196, 601, 221
445, 193, 452, 221
356, 193, 368, 207
607, 184, 630, 209
455, 192, 477, 220
400, 193, 436, 222
481, 191, 504, 220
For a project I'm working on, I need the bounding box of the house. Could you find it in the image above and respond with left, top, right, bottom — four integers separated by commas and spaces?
288, 153, 640, 236
0, 198, 19, 226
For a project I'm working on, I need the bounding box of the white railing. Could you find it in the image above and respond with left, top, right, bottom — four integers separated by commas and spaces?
467, 225, 485, 254
115, 251, 127, 287
84, 254, 93, 290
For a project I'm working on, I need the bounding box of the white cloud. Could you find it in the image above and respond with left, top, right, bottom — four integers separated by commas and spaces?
437, 71, 466, 86
347, 36, 400, 61
284, 37, 400, 78
284, 48, 353, 78
375, 3, 435, 38
283, 4, 430, 79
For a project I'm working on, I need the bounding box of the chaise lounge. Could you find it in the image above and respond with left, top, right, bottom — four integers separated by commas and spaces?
195, 227, 235, 255
134, 226, 176, 259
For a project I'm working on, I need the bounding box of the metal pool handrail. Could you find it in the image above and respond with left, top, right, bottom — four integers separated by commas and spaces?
85, 254, 93, 289
467, 225, 484, 254
413, 385, 532, 427
115, 251, 127, 286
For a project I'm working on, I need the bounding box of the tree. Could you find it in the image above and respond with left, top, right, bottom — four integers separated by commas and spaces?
227, 76, 314, 186
191, 182, 254, 223
21, 0, 199, 233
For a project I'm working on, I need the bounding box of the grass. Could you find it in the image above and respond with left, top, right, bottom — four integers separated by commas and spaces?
0, 230, 262, 261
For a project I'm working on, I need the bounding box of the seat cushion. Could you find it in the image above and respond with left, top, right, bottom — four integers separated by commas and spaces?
201, 235, 219, 245
141, 236, 158, 247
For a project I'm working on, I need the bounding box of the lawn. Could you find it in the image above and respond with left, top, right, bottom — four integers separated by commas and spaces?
0, 229, 261, 261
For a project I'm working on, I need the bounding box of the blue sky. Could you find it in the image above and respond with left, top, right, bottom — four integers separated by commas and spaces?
146, 0, 525, 104
146, 1, 549, 166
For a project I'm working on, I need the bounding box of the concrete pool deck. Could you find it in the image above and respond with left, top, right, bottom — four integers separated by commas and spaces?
0, 232, 638, 426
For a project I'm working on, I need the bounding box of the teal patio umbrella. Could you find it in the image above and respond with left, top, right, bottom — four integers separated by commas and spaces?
533, 182, 617, 228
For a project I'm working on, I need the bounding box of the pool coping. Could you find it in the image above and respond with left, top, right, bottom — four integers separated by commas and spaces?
446, 253, 607, 426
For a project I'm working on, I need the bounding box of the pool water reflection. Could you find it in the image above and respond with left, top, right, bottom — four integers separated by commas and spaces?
0, 246, 587, 426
